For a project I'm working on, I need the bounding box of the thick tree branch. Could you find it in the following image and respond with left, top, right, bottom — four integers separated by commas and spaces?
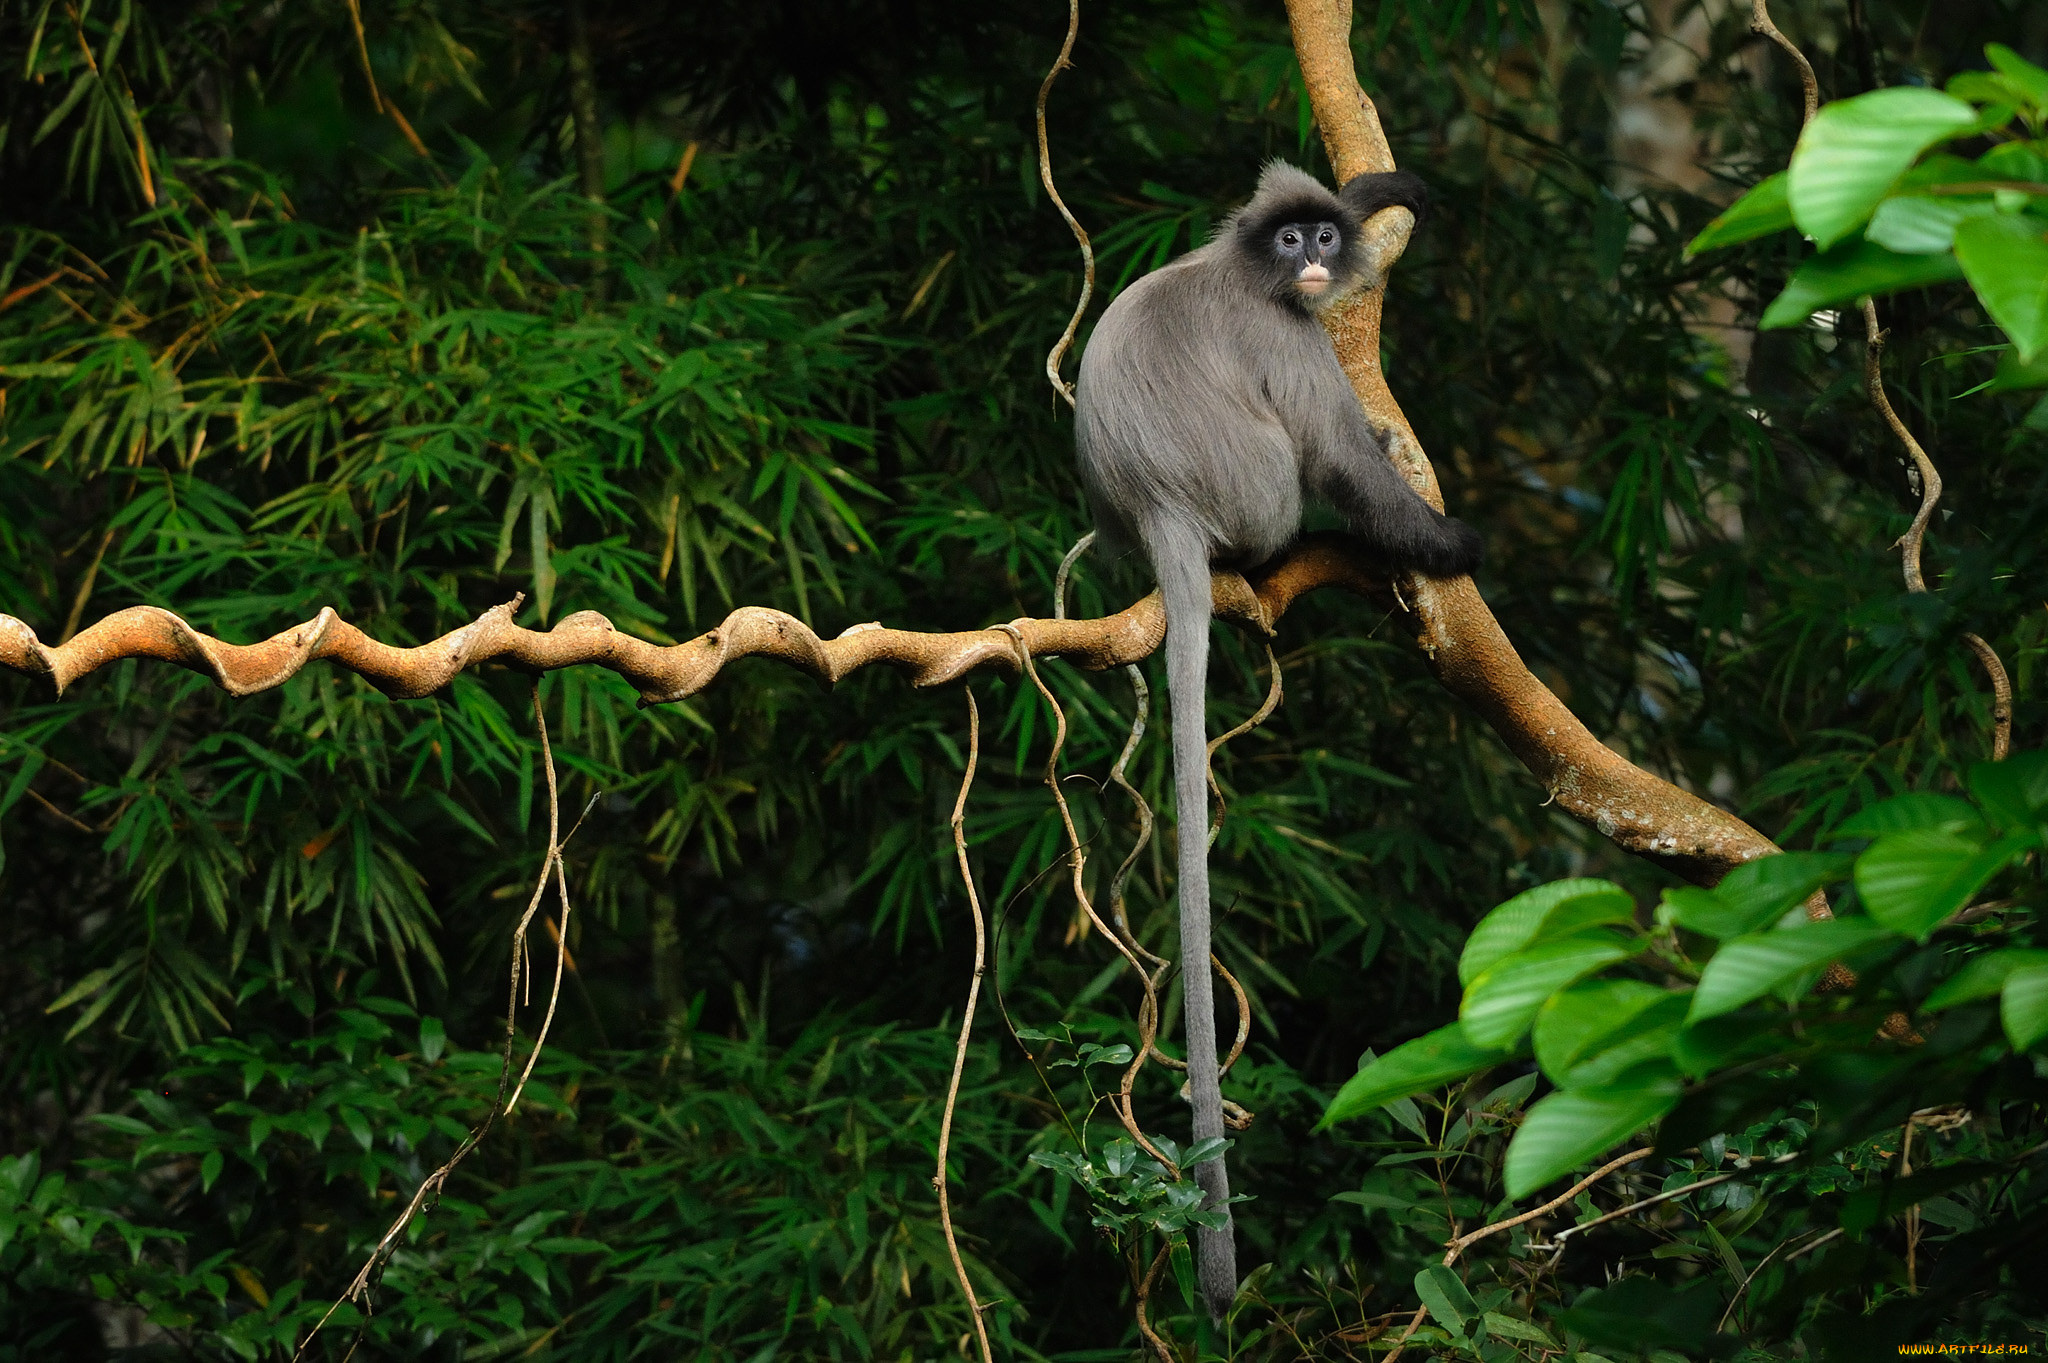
1283, 0, 1787, 883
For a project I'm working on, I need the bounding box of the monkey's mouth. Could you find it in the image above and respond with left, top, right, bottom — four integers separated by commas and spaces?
1295, 263, 1332, 293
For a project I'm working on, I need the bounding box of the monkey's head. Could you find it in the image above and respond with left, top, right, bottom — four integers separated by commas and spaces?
1229, 162, 1428, 314
1231, 163, 1366, 314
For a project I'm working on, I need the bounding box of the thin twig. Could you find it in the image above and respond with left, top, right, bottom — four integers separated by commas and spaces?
1783, 1225, 1845, 1262
1133, 1242, 1176, 1363
1214, 953, 1251, 1080
1054, 531, 1096, 620
1864, 300, 1942, 596
1900, 1118, 1920, 1293
292, 681, 574, 1360
1749, 0, 1819, 125
1380, 1147, 1655, 1363
1106, 665, 1162, 972
1100, 662, 1186, 1117
343, 0, 385, 112
1459, 1148, 1657, 1256
1717, 1224, 1839, 1331
1961, 632, 2014, 760
1380, 1148, 1655, 1362
936, 689, 995, 1363
1205, 641, 1285, 850
1771, 0, 2010, 763
1036, 0, 1094, 407
1540, 1151, 1800, 1258
24, 785, 94, 834
1097, 658, 1196, 1121
1802, 0, 2007, 764
57, 527, 116, 645
509, 685, 574, 1115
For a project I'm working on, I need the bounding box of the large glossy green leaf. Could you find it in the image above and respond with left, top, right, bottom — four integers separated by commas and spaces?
2003, 966, 2048, 1051
1665, 851, 1851, 939
1686, 172, 1791, 255
1987, 44, 2048, 112
1458, 879, 1634, 987
1319, 1022, 1505, 1129
1899, 151, 2006, 191
1980, 140, 2048, 184
1503, 1063, 1681, 1198
1855, 830, 2031, 938
1788, 88, 1979, 248
1532, 980, 1671, 1084
1987, 344, 2048, 391
1835, 793, 1986, 839
1759, 238, 1965, 329
1688, 919, 1896, 1023
1967, 751, 2048, 834
1866, 195, 1997, 254
1923, 948, 2048, 1011
1548, 999, 1686, 1089
1954, 213, 2048, 359
1462, 933, 1640, 1051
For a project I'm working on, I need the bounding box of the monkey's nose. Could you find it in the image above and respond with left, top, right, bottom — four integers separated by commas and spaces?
1298, 262, 1332, 284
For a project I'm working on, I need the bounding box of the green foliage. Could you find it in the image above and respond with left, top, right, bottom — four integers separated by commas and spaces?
3, 985, 1044, 1359
1326, 757, 2048, 1355
1695, 44, 2048, 376
1789, 89, 1982, 250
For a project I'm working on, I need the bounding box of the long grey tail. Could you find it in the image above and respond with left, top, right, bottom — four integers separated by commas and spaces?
1152, 518, 1237, 1323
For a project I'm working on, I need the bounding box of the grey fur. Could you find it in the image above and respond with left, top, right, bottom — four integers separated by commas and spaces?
1073, 162, 1480, 1323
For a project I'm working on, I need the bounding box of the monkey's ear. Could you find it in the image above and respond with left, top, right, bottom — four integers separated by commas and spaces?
1339, 171, 1429, 228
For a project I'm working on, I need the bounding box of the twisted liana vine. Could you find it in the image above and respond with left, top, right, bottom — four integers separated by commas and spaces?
1036, 0, 1094, 407
936, 689, 995, 1363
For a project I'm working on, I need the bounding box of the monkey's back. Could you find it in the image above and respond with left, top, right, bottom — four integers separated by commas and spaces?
1075, 248, 1334, 569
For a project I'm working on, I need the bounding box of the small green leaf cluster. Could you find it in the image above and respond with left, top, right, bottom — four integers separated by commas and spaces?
1412, 1260, 1567, 1356
1029, 1134, 1231, 1239
1327, 751, 2048, 1199
1691, 45, 2048, 388
1013, 1024, 1230, 1241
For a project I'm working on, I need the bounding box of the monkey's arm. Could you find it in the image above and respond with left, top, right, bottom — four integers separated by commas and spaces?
1299, 378, 1481, 577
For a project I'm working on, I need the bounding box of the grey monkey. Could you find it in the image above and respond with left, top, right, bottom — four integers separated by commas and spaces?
1074, 162, 1482, 1321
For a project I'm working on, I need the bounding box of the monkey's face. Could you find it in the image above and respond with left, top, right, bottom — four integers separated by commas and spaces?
1272, 221, 1345, 306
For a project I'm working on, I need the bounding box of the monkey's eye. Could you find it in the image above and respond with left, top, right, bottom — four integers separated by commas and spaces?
1318, 228, 1337, 247
1280, 230, 1300, 248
